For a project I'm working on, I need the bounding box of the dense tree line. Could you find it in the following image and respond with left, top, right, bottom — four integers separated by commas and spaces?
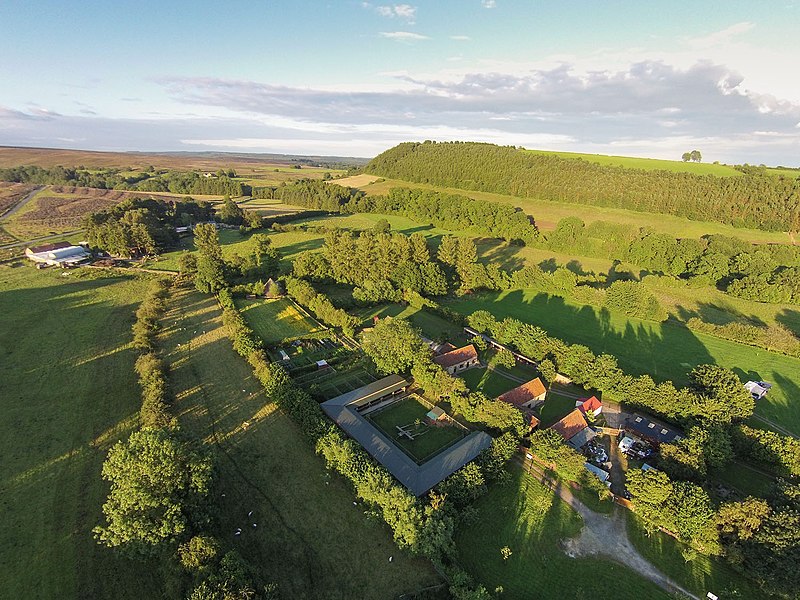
686, 318, 800, 358
85, 197, 214, 256
731, 424, 800, 477
283, 277, 360, 336
0, 165, 248, 196
276, 179, 539, 243
366, 141, 800, 231
466, 310, 754, 424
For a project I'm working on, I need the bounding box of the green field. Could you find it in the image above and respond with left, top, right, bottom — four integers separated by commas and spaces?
0, 266, 170, 598
368, 396, 467, 462
460, 367, 519, 399
456, 463, 672, 599
522, 149, 744, 177
161, 286, 441, 598
353, 303, 465, 342
446, 290, 800, 436
351, 176, 792, 243
235, 297, 323, 344
538, 391, 578, 427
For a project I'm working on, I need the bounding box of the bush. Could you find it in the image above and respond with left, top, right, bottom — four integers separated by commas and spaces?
603, 280, 668, 321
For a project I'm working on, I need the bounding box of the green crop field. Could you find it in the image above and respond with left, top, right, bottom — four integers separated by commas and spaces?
446, 290, 800, 436
368, 396, 467, 463
522, 149, 744, 177
160, 286, 442, 598
460, 367, 520, 399
353, 177, 792, 243
235, 297, 323, 344
456, 463, 672, 599
0, 266, 171, 599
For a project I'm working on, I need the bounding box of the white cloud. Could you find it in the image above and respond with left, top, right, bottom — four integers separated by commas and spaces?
379, 31, 429, 41
686, 21, 754, 50
450, 35, 471, 41
369, 3, 417, 22
481, 0, 497, 8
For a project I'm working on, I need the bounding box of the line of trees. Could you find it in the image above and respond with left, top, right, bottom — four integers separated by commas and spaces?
366, 141, 800, 231
0, 165, 248, 196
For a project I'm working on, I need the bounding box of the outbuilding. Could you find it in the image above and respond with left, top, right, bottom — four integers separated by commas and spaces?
433, 344, 479, 375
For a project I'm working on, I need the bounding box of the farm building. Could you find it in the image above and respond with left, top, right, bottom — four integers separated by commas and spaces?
433, 344, 479, 374
25, 242, 89, 267
576, 396, 602, 417
321, 376, 491, 496
624, 413, 683, 446
584, 462, 610, 484
551, 409, 596, 450
425, 406, 448, 425
744, 380, 772, 400
497, 377, 547, 409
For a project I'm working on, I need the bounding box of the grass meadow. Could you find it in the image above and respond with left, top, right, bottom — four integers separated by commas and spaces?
161, 286, 442, 598
460, 367, 520, 399
455, 463, 672, 599
446, 290, 800, 436
0, 266, 173, 599
368, 396, 466, 463
235, 297, 324, 344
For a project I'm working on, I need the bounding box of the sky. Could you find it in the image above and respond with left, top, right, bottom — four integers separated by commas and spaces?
1, 0, 799, 164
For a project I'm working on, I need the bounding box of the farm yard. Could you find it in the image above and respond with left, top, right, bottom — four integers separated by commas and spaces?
235, 297, 324, 345
367, 395, 467, 463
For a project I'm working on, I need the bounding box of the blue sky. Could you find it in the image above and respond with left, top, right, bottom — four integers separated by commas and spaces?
1, 0, 799, 163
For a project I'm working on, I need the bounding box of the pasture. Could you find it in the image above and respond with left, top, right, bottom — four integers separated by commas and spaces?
455, 463, 672, 599
161, 286, 441, 598
522, 148, 744, 177
446, 290, 800, 436
0, 266, 169, 599
353, 303, 464, 341
235, 297, 324, 345
368, 396, 467, 463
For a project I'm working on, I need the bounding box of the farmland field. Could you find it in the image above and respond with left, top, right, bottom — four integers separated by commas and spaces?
456, 463, 672, 599
161, 286, 440, 598
235, 297, 324, 344
0, 266, 169, 599
446, 290, 800, 436
368, 395, 467, 462
522, 149, 744, 176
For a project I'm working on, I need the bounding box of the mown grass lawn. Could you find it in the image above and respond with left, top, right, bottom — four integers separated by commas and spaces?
235, 297, 323, 344
0, 266, 171, 599
456, 463, 672, 600
162, 287, 442, 598
538, 392, 578, 427
460, 367, 520, 399
446, 290, 800, 436
368, 396, 466, 463
354, 302, 465, 341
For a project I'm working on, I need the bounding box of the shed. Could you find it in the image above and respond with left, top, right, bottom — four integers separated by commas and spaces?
497, 377, 547, 409
744, 381, 772, 400
584, 462, 610, 483
433, 344, 479, 375
576, 396, 602, 417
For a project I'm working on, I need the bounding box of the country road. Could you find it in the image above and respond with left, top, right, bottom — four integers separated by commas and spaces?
0, 185, 43, 220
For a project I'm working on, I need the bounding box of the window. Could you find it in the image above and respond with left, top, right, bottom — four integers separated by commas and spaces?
660, 428, 668, 435
635, 417, 642, 423
648, 423, 655, 429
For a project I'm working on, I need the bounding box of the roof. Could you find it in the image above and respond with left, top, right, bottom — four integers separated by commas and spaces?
584, 462, 609, 482
625, 414, 683, 445
323, 374, 409, 410
322, 377, 492, 496
27, 241, 71, 254
745, 381, 772, 397
497, 378, 547, 406
426, 406, 446, 420
433, 344, 478, 369
578, 396, 602, 413
551, 409, 589, 442
567, 426, 596, 449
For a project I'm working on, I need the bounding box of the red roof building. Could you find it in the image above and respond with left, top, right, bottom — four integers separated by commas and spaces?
576, 396, 602, 416
497, 377, 547, 409
433, 344, 479, 374
551, 409, 589, 442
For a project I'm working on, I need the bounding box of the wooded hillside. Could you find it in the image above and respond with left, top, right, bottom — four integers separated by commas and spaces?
366, 142, 800, 232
